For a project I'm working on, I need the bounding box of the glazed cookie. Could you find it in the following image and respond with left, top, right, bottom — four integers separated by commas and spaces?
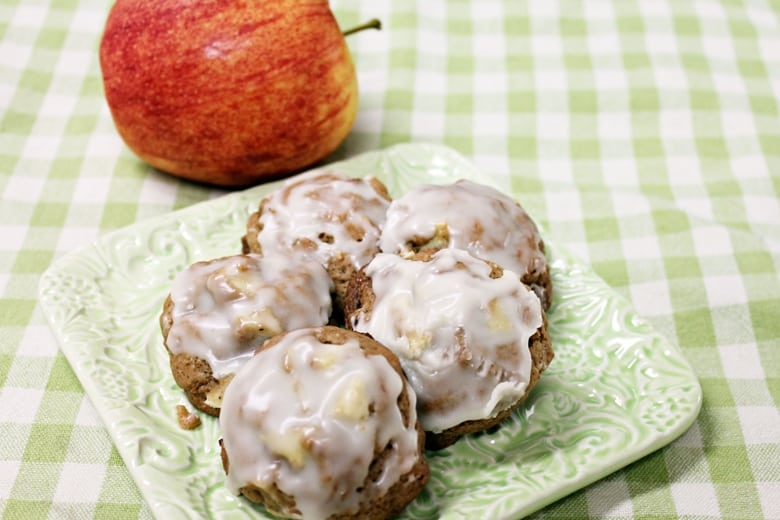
219, 326, 429, 520
242, 171, 391, 318
379, 179, 553, 309
160, 253, 332, 416
346, 248, 554, 449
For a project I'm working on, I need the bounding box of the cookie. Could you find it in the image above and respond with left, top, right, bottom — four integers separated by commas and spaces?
346, 248, 554, 449
160, 253, 332, 416
219, 326, 429, 519
379, 179, 552, 309
242, 171, 391, 320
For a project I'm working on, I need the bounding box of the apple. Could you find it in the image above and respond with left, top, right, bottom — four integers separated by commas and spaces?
99, 0, 376, 187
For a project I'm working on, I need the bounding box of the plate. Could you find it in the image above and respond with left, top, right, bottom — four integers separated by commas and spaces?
39, 143, 702, 519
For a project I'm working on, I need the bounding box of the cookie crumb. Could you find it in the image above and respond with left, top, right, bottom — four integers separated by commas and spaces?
176, 404, 202, 430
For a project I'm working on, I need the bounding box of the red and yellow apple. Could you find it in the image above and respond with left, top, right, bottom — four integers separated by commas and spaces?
100, 0, 362, 187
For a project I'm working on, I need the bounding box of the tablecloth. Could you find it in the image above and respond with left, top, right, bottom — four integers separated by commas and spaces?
1, 0, 779, 518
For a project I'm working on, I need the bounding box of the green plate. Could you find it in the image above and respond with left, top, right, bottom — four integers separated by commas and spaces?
39, 143, 702, 519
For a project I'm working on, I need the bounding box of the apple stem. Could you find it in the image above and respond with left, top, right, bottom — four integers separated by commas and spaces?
342, 18, 382, 36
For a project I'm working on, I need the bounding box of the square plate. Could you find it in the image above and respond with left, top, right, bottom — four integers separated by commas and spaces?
39, 143, 702, 519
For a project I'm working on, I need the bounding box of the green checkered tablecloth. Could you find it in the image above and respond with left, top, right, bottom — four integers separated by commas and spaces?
2, 0, 779, 518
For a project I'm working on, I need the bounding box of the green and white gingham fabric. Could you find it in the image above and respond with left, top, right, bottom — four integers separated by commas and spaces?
2, 0, 779, 518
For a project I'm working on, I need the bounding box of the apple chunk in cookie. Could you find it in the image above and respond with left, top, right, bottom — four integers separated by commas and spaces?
159, 253, 332, 416
346, 248, 554, 449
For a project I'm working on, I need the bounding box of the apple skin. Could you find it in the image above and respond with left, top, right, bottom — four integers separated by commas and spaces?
99, 0, 358, 187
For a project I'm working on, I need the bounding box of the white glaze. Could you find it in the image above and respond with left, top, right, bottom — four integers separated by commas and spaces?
380, 179, 547, 281
165, 254, 332, 380
219, 328, 421, 520
351, 248, 543, 433
255, 171, 389, 270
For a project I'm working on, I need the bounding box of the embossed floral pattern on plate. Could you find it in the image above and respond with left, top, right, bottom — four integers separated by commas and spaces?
39, 144, 702, 520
